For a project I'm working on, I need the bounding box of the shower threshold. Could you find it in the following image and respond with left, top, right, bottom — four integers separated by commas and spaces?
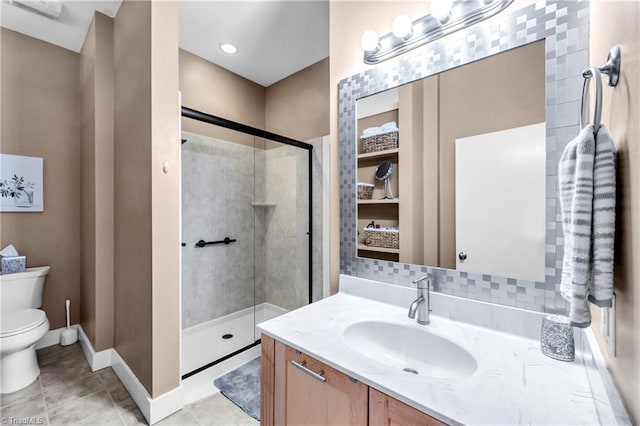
182, 340, 260, 380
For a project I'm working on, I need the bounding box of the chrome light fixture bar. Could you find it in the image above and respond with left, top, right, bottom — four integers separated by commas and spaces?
363, 0, 513, 65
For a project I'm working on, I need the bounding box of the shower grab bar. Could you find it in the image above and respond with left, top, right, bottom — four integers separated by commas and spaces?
195, 238, 236, 248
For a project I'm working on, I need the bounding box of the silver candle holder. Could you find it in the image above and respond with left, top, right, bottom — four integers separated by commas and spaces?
541, 315, 575, 362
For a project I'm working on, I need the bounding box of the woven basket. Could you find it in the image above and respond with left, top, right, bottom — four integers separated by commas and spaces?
363, 228, 399, 249
361, 130, 399, 153
357, 183, 374, 200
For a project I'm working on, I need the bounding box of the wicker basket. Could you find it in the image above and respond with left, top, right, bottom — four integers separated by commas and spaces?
363, 228, 399, 249
360, 130, 399, 153
357, 183, 374, 200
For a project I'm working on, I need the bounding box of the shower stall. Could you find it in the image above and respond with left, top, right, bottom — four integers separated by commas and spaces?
180, 107, 313, 378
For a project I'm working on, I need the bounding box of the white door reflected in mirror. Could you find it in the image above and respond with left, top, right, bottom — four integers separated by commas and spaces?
455, 123, 546, 283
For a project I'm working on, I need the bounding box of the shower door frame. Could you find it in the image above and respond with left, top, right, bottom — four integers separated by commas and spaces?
180, 106, 313, 380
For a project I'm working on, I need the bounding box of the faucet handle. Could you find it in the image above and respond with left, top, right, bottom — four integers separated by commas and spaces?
412, 275, 430, 289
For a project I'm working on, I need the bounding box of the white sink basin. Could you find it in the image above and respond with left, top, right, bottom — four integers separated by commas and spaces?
342, 320, 477, 380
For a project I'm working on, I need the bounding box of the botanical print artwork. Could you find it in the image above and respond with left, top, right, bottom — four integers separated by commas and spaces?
0, 154, 44, 212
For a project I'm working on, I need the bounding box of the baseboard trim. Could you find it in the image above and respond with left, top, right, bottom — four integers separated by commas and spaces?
111, 350, 184, 424
77, 325, 113, 372
76, 326, 184, 425
35, 325, 79, 350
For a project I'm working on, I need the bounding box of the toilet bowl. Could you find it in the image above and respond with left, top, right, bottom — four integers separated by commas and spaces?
1, 310, 49, 393
0, 266, 50, 394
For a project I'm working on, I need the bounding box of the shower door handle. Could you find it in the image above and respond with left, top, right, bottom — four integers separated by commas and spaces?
195, 238, 237, 248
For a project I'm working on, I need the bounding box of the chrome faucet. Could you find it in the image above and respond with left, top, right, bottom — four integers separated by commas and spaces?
408, 276, 431, 325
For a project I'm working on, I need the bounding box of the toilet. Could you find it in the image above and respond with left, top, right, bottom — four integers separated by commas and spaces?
0, 266, 50, 394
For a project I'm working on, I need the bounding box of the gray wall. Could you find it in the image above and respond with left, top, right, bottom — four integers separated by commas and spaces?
263, 145, 310, 310
181, 132, 258, 329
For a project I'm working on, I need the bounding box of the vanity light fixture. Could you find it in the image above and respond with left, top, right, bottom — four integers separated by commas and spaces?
360, 30, 380, 53
391, 14, 413, 40
430, 0, 454, 24
361, 0, 513, 64
219, 43, 238, 54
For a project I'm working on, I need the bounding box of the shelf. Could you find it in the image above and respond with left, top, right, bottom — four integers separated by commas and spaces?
252, 202, 276, 207
357, 243, 400, 254
357, 199, 399, 205
357, 148, 399, 161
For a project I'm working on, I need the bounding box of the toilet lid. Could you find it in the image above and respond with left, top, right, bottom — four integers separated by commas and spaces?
1, 309, 47, 337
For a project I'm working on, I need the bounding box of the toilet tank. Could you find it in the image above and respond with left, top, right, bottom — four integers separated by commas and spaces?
0, 266, 50, 312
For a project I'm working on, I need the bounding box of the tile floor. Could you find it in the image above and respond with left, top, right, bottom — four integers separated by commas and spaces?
0, 343, 258, 426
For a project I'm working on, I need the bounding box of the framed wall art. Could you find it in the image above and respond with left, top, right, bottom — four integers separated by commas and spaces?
0, 154, 44, 212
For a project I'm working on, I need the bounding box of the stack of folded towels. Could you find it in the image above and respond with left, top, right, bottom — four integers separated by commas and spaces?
360, 121, 398, 138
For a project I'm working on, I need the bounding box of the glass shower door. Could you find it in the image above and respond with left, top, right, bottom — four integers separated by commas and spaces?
181, 125, 257, 376
180, 108, 313, 378
253, 137, 311, 335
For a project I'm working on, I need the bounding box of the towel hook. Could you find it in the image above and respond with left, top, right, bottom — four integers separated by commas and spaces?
581, 66, 603, 130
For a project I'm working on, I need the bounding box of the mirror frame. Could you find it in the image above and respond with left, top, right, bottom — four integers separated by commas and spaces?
338, 0, 590, 314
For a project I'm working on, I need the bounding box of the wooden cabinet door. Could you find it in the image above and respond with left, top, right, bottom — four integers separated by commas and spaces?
369, 388, 447, 426
262, 335, 276, 426
273, 341, 368, 425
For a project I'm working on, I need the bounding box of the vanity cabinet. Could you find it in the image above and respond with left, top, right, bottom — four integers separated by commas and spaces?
369, 388, 445, 426
264, 336, 368, 425
261, 335, 447, 426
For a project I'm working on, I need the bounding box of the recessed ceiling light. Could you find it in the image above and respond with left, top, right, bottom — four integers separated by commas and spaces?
219, 43, 238, 54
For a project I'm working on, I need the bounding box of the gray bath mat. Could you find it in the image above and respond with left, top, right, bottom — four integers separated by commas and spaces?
214, 357, 261, 421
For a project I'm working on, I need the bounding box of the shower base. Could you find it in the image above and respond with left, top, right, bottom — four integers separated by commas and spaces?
181, 302, 286, 376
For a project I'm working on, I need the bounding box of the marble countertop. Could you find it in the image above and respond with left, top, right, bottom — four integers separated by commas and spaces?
258, 275, 627, 425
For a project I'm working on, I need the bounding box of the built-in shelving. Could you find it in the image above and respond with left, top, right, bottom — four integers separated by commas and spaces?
357, 243, 400, 254
357, 109, 401, 261
357, 148, 399, 161
357, 199, 399, 205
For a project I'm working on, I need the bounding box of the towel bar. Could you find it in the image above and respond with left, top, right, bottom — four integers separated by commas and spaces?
580, 45, 621, 130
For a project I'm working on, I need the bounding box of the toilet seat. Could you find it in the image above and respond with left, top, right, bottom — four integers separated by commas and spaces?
1, 309, 47, 338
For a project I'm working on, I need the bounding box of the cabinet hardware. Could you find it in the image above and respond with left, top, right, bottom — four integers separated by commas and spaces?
291, 360, 326, 383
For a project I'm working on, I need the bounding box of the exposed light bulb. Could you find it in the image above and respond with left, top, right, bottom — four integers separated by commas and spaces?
430, 0, 454, 24
219, 43, 238, 54
360, 30, 380, 52
391, 14, 413, 40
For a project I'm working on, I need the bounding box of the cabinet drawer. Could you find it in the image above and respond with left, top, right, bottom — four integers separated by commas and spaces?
274, 341, 368, 425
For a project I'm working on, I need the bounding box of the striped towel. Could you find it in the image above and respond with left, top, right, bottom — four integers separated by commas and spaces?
589, 125, 616, 307
559, 125, 596, 327
559, 124, 616, 327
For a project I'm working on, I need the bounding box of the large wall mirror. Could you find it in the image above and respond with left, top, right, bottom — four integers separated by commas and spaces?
339, 0, 590, 314
356, 40, 546, 282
